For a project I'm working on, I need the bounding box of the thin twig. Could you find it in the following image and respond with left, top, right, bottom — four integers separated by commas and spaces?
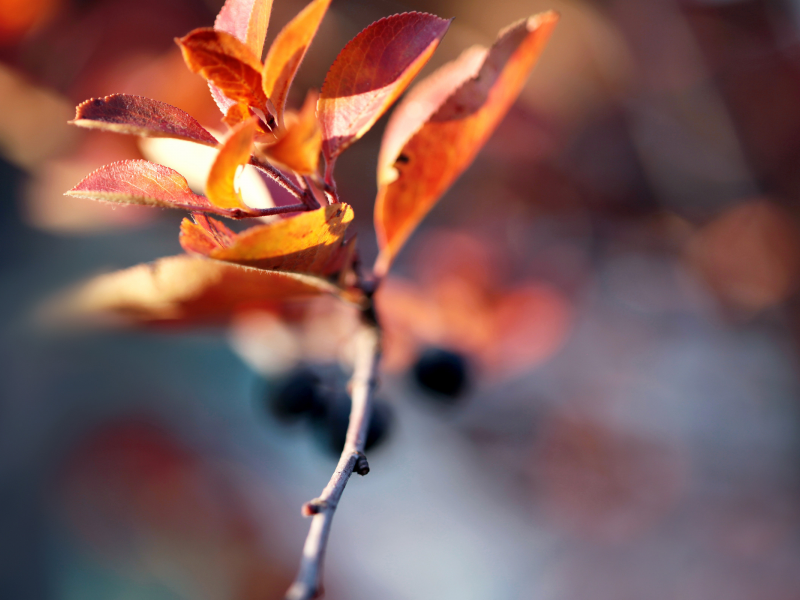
249, 157, 307, 202
284, 317, 381, 600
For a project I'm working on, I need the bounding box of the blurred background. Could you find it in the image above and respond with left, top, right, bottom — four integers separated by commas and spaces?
2, 0, 800, 598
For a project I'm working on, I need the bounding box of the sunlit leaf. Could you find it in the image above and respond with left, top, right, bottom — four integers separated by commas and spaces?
374, 12, 559, 276
205, 118, 257, 210
222, 102, 275, 137
46, 255, 338, 327
261, 90, 321, 174
177, 28, 267, 110
215, 0, 272, 59
377, 46, 487, 186
70, 94, 219, 146
66, 160, 214, 211
179, 213, 238, 255
262, 0, 331, 124
318, 12, 451, 168
181, 203, 353, 276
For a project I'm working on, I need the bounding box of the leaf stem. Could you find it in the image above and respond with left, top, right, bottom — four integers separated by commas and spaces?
249, 157, 308, 202
284, 313, 381, 600
248, 203, 311, 216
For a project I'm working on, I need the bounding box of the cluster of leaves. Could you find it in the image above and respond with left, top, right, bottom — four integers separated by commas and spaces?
62, 0, 558, 325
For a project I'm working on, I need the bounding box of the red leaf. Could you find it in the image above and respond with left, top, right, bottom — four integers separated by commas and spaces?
180, 204, 353, 276
261, 0, 331, 124
318, 12, 451, 169
373, 12, 559, 276
177, 28, 267, 111
215, 0, 272, 59
71, 94, 219, 146
66, 160, 214, 212
205, 118, 258, 210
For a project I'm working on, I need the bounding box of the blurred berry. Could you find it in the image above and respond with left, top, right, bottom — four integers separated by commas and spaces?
312, 396, 393, 456
412, 347, 469, 400
366, 401, 393, 450
268, 366, 323, 422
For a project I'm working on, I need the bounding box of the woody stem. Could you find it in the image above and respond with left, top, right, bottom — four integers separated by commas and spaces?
284, 308, 381, 600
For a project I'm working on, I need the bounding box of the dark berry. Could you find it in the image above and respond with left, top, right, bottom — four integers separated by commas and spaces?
412, 347, 469, 401
365, 400, 393, 451
268, 366, 323, 422
312, 396, 393, 456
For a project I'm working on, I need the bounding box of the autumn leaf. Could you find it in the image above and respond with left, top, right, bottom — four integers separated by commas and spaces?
66, 160, 216, 212
181, 203, 353, 276
223, 102, 274, 136
318, 12, 451, 170
376, 46, 487, 186
177, 28, 268, 111
262, 0, 331, 125
260, 90, 321, 174
215, 0, 272, 59
71, 94, 220, 147
180, 213, 238, 256
205, 118, 258, 210
373, 12, 559, 276
46, 255, 338, 327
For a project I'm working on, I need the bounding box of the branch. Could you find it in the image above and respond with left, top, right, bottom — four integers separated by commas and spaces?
284, 317, 381, 600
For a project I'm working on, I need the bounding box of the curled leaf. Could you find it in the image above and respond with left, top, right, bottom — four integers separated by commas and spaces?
70, 94, 219, 147
318, 12, 451, 167
260, 90, 321, 174
205, 118, 258, 210
181, 203, 353, 276
66, 160, 214, 211
46, 255, 337, 327
177, 28, 267, 110
262, 0, 331, 124
374, 12, 559, 276
215, 0, 272, 59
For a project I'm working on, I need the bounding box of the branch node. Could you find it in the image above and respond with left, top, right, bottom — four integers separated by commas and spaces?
354, 453, 370, 476
301, 498, 328, 517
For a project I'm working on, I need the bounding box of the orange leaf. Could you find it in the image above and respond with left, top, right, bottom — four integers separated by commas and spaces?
377, 46, 487, 186
262, 0, 331, 124
181, 203, 353, 276
66, 160, 214, 212
179, 213, 238, 255
205, 118, 257, 210
46, 255, 337, 327
223, 102, 274, 136
318, 12, 451, 167
71, 94, 219, 147
261, 90, 321, 174
177, 28, 267, 111
374, 12, 559, 276
215, 0, 272, 59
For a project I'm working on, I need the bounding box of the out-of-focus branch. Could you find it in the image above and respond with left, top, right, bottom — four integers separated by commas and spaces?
284, 316, 381, 600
